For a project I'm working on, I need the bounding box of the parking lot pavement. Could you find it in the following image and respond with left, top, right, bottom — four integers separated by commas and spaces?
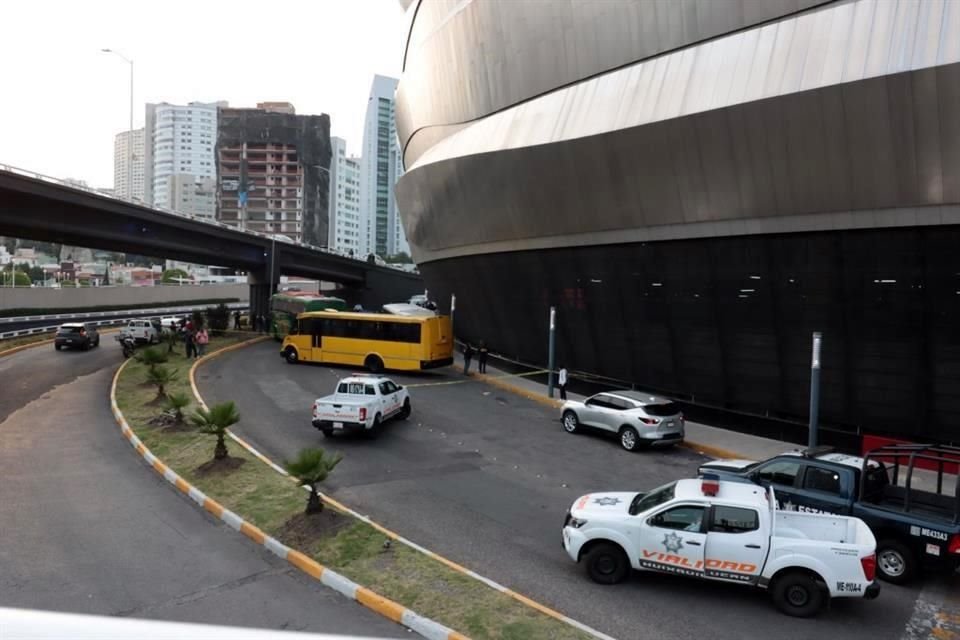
0, 343, 405, 638
198, 341, 933, 640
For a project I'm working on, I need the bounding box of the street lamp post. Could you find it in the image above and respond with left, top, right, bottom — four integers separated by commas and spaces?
101, 49, 134, 201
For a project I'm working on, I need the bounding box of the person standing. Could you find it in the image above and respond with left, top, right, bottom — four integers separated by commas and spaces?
195, 327, 209, 358
463, 343, 475, 375
233, 310, 241, 331
478, 341, 489, 374
184, 324, 195, 359
558, 366, 568, 400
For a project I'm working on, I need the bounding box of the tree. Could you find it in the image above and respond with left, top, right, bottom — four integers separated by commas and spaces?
136, 347, 168, 372
165, 392, 191, 424
1, 270, 30, 286
146, 365, 178, 401
205, 303, 230, 336
190, 401, 240, 460
284, 448, 344, 514
385, 251, 413, 264
161, 268, 190, 284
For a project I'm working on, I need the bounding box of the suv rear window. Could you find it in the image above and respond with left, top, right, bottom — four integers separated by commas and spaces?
644, 402, 680, 417
57, 326, 82, 334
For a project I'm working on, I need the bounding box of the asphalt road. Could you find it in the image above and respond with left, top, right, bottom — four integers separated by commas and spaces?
0, 340, 404, 637
197, 341, 948, 640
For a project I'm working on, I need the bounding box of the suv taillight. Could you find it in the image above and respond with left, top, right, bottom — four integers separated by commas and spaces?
79, 329, 86, 336
639, 417, 660, 425
359, 408, 367, 421
860, 554, 876, 581
949, 534, 960, 555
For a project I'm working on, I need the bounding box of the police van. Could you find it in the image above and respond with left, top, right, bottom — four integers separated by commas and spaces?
562, 476, 880, 617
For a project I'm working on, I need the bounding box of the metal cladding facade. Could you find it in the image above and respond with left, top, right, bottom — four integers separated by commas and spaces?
395, 0, 960, 443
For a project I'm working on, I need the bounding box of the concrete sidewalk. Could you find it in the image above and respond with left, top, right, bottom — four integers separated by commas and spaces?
456, 352, 801, 462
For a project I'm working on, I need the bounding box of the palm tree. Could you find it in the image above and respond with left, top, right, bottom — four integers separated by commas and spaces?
284, 448, 343, 514
136, 347, 168, 372
190, 401, 240, 460
165, 392, 191, 424
146, 365, 178, 401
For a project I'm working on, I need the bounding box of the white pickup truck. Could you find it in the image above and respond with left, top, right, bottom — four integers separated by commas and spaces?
562, 477, 880, 617
311, 375, 411, 438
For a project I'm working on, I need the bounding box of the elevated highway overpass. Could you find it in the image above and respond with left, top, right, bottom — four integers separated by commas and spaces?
0, 165, 423, 319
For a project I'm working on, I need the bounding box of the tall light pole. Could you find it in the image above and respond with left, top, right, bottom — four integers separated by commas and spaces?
101, 49, 134, 201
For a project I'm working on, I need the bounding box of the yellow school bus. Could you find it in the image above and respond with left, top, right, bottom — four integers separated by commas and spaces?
279, 310, 454, 372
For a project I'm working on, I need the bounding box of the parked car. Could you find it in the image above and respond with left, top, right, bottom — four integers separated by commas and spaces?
120, 319, 160, 344
698, 445, 960, 584
562, 477, 880, 617
159, 316, 183, 333
311, 374, 410, 438
560, 391, 684, 451
54, 323, 100, 351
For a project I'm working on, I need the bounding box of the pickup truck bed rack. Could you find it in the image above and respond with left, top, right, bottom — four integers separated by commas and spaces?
860, 444, 960, 525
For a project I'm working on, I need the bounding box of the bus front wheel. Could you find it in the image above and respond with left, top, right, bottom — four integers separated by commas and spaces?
364, 355, 384, 373
284, 347, 299, 364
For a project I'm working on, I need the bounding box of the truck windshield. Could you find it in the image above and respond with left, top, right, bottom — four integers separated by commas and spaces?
630, 481, 676, 515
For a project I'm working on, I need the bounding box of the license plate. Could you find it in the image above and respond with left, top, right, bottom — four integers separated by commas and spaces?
333, 422, 343, 430
666, 421, 674, 427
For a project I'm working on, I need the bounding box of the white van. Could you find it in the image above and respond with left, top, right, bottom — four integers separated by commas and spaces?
121, 319, 160, 344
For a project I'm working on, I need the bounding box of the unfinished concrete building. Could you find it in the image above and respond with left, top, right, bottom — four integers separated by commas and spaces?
215, 104, 331, 245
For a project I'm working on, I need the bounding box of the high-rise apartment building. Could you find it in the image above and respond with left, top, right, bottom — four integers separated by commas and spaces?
360, 75, 408, 258
113, 128, 145, 201
144, 101, 224, 217
327, 137, 362, 256
215, 105, 331, 245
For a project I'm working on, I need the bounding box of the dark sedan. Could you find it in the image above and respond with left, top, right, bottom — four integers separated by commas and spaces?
54, 323, 100, 351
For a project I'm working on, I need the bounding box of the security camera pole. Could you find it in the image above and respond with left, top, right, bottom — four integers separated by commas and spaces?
547, 306, 557, 398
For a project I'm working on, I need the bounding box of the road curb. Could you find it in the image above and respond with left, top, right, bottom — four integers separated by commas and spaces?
0, 338, 56, 358
111, 341, 467, 640
473, 371, 742, 461
191, 341, 619, 640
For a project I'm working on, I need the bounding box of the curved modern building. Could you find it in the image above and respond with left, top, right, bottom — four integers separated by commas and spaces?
395, 0, 960, 443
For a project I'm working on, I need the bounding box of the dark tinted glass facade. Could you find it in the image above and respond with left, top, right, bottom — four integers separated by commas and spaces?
425, 227, 960, 442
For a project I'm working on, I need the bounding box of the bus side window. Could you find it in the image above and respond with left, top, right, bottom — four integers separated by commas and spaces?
289, 320, 299, 335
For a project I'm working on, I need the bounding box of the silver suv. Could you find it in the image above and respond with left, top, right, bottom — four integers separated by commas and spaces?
560, 390, 685, 451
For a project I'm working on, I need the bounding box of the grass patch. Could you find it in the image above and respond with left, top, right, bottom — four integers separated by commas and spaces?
116, 337, 590, 640
0, 332, 55, 353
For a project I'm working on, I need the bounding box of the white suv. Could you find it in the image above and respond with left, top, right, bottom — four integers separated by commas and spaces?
121, 319, 160, 344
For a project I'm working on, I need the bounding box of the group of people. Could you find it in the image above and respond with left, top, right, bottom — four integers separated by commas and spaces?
178, 317, 209, 359
462, 341, 489, 375
461, 340, 570, 399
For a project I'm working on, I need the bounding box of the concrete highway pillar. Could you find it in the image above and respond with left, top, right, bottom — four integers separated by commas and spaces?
248, 252, 279, 332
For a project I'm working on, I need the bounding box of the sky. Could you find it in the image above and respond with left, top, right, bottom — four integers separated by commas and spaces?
0, 0, 407, 189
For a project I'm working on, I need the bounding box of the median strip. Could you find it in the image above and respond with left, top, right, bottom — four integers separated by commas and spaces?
115, 336, 600, 640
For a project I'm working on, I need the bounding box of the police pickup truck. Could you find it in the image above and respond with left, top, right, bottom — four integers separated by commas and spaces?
311, 374, 410, 438
562, 477, 879, 617
699, 444, 960, 584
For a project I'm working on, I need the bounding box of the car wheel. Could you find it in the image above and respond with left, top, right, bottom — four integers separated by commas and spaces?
584, 542, 630, 585
619, 426, 641, 452
81, 342, 90, 351
366, 414, 382, 439
771, 571, 825, 617
54, 344, 62, 351
95, 337, 100, 347
284, 347, 299, 364
321, 428, 334, 438
562, 410, 580, 434
364, 355, 384, 373
877, 539, 916, 584
399, 398, 411, 420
